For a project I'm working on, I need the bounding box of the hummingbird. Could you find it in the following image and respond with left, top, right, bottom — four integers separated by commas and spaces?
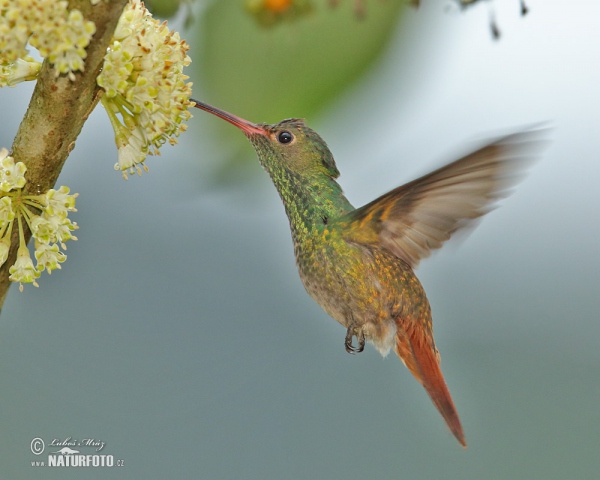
192, 98, 539, 448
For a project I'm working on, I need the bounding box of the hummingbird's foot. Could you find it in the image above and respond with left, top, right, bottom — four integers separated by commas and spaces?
345, 325, 365, 354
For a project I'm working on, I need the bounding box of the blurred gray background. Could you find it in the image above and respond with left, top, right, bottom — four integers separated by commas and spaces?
1, 1, 599, 478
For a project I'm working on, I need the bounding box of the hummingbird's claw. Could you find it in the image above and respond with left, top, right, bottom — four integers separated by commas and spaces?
345, 325, 365, 354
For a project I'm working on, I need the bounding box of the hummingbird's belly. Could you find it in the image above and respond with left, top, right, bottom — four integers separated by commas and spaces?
295, 237, 431, 343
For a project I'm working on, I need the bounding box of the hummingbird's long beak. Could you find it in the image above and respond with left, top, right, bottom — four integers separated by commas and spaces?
191, 98, 266, 136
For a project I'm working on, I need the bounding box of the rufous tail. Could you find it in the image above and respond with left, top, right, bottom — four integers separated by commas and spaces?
394, 323, 467, 448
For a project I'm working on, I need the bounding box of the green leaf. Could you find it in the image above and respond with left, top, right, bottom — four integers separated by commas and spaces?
195, 0, 406, 123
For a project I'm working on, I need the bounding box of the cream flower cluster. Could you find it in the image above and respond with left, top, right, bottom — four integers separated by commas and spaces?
97, 0, 193, 179
0, 148, 78, 291
0, 0, 96, 85
1, 0, 193, 178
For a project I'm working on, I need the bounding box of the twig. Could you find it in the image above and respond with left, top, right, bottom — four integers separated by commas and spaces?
0, 0, 128, 311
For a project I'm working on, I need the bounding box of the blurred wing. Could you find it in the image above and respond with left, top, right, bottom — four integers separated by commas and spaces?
340, 131, 543, 268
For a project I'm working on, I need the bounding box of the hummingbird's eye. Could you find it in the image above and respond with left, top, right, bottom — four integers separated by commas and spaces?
277, 131, 294, 144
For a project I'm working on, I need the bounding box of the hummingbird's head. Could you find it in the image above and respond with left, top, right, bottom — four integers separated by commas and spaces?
250, 118, 341, 180
192, 100, 340, 180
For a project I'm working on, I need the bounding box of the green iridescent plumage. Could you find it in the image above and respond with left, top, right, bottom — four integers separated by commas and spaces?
193, 99, 540, 448
247, 118, 432, 354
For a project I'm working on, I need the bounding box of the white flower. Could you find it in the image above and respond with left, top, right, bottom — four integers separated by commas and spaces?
31, 216, 57, 244
0, 149, 26, 192
34, 241, 66, 273
0, 196, 15, 226
9, 245, 40, 291
98, 0, 193, 178
0, 56, 41, 87
45, 186, 78, 217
